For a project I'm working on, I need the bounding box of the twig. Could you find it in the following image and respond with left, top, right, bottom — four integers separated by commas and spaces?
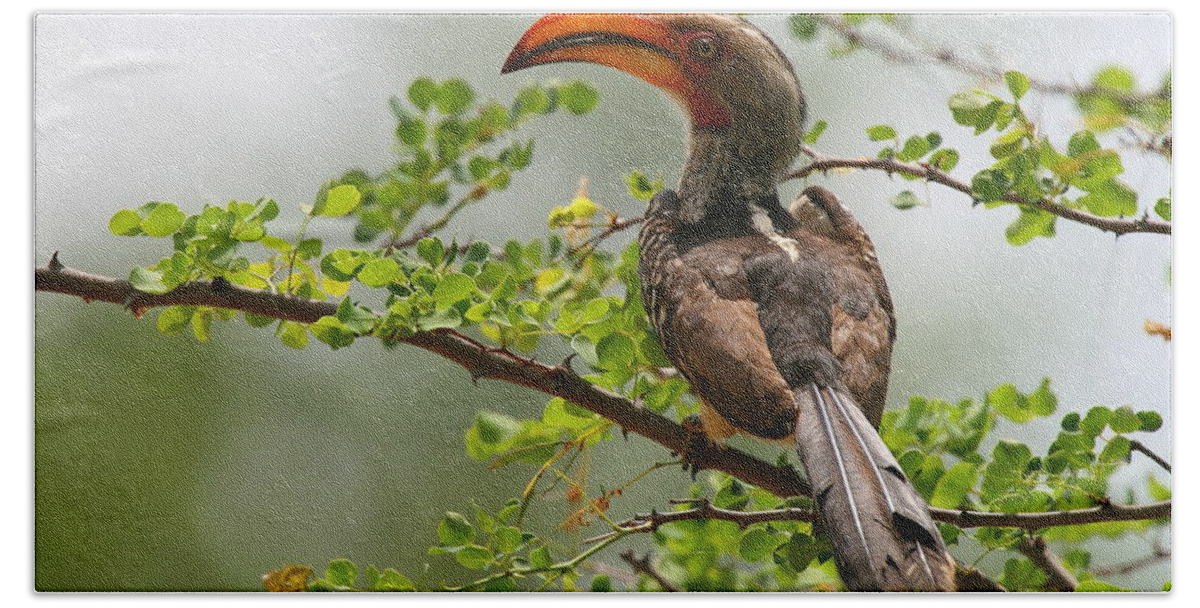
1091, 543, 1170, 577
1129, 439, 1172, 472
564, 215, 645, 262
619, 551, 680, 592
813, 15, 1169, 107
1014, 535, 1078, 592
386, 187, 488, 251
35, 260, 1174, 531
787, 152, 1171, 237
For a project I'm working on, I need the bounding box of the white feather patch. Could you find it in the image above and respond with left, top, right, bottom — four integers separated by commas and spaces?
750, 205, 801, 261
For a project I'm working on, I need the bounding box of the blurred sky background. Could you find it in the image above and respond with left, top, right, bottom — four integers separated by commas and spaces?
33, 11, 1170, 591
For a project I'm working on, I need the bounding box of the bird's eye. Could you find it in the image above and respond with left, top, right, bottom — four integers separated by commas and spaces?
688, 36, 720, 61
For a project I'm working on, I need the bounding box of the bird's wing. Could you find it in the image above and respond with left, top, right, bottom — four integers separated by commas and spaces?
789, 185, 895, 426
653, 240, 799, 440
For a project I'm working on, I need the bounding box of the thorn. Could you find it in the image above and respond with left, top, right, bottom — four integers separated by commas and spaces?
211, 276, 231, 292
561, 352, 577, 370
48, 251, 64, 271
621, 426, 630, 440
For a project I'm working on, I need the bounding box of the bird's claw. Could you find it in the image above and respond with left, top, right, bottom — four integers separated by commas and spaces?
675, 414, 712, 480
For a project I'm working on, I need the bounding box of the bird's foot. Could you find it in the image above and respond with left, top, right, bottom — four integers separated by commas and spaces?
673, 414, 713, 480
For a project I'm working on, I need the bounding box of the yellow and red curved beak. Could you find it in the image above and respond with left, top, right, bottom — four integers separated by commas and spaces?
502, 13, 729, 128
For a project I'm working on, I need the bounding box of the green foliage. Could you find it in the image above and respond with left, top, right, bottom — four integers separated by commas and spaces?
944, 67, 1169, 245
104, 71, 1169, 593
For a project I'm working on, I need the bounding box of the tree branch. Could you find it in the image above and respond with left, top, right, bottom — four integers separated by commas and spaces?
34, 259, 811, 500
619, 551, 680, 592
1091, 542, 1169, 577
813, 15, 1169, 107
787, 151, 1171, 237
35, 261, 1173, 531
1015, 535, 1078, 592
1129, 439, 1172, 473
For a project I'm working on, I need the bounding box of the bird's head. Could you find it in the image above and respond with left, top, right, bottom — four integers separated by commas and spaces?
503, 14, 807, 206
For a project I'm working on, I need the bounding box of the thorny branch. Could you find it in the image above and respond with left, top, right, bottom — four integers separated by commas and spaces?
789, 146, 1171, 237
35, 260, 1172, 532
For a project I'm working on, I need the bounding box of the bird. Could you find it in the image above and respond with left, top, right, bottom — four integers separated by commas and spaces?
502, 14, 955, 591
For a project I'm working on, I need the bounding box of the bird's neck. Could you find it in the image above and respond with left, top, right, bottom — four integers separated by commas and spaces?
672, 127, 797, 239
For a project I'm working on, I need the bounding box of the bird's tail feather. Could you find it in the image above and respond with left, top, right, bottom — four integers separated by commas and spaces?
794, 384, 955, 591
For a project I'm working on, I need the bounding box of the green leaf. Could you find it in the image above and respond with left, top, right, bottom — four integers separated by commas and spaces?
432, 273, 478, 307
1137, 410, 1163, 432
1154, 197, 1171, 221
624, 170, 663, 201
595, 334, 636, 370
949, 91, 1002, 133
891, 190, 922, 210
318, 184, 362, 217
296, 238, 323, 260
558, 80, 600, 115
357, 258, 401, 288
418, 307, 462, 331
1093, 66, 1135, 93
335, 298, 377, 334
999, 557, 1046, 591
930, 462, 978, 509
156, 306, 194, 336
1147, 475, 1171, 501
309, 316, 356, 349
1099, 436, 1131, 463
897, 134, 931, 161
408, 77, 439, 112
474, 411, 520, 445
989, 128, 1027, 159
325, 559, 357, 588
109, 209, 143, 236
802, 119, 827, 144
438, 512, 475, 547
788, 14, 820, 39
928, 148, 959, 171
279, 321, 309, 349
190, 309, 212, 342
1005, 207, 1056, 246
866, 124, 897, 141
1110, 405, 1142, 433
129, 267, 171, 294
514, 84, 550, 116
141, 202, 186, 237
529, 546, 552, 569
416, 237, 444, 267
1080, 406, 1112, 437
396, 116, 426, 146
494, 526, 523, 554
436, 78, 474, 115
590, 574, 613, 592
375, 568, 415, 591
1068, 130, 1101, 157
1004, 70, 1030, 100
1075, 580, 1130, 592
455, 545, 493, 570
738, 528, 781, 562
778, 531, 822, 573
1027, 377, 1058, 417
1078, 180, 1137, 217
1060, 412, 1081, 432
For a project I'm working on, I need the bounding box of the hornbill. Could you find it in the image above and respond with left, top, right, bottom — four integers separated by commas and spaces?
503, 14, 955, 591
